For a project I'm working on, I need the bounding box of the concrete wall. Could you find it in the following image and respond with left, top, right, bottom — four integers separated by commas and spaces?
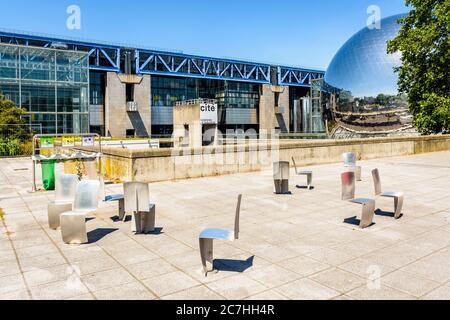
173, 103, 202, 148
278, 86, 290, 133
88, 135, 450, 183
132, 74, 152, 137
104, 73, 151, 138
259, 84, 289, 133
259, 84, 276, 132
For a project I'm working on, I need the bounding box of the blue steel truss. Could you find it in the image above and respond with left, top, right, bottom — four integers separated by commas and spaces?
278, 66, 325, 87
136, 50, 271, 83
0, 30, 121, 72
0, 30, 325, 86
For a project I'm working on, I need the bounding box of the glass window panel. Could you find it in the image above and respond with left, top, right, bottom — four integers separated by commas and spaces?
21, 82, 56, 113
0, 43, 89, 134
30, 113, 56, 134
57, 113, 89, 134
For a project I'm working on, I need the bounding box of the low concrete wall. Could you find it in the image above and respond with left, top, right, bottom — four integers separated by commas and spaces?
81, 135, 450, 183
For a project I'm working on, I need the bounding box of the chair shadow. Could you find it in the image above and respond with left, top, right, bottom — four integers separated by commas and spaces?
296, 185, 315, 190
375, 209, 404, 219
110, 215, 132, 222
143, 227, 164, 235
375, 209, 393, 217
86, 217, 96, 222
343, 216, 376, 227
213, 256, 254, 273
87, 228, 118, 243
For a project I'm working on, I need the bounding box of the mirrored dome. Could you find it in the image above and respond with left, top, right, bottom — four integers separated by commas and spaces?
325, 14, 407, 111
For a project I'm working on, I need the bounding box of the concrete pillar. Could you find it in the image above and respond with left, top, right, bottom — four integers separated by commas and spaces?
105, 72, 125, 138
259, 84, 276, 132
189, 121, 203, 148
278, 86, 290, 133
173, 103, 202, 148
259, 84, 290, 134
173, 124, 186, 148
132, 74, 151, 137
104, 72, 151, 138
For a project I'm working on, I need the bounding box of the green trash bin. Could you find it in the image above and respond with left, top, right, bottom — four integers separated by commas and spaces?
41, 160, 56, 191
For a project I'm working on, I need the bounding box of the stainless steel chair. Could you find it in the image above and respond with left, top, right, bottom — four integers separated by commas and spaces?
372, 169, 404, 219
100, 176, 125, 220
124, 182, 156, 234
60, 180, 101, 244
341, 172, 375, 228
48, 174, 79, 230
343, 152, 362, 181
199, 194, 242, 276
273, 161, 290, 194
292, 157, 313, 190
105, 194, 126, 221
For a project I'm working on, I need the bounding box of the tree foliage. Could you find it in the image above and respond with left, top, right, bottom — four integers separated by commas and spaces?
0, 94, 31, 141
387, 0, 450, 134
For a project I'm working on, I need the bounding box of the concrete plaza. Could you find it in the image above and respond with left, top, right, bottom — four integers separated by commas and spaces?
1, 151, 450, 300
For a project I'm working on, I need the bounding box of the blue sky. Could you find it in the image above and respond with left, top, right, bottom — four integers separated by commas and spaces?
0, 0, 409, 70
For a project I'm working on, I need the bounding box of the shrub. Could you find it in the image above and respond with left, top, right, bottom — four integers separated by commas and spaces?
0, 138, 22, 157
20, 140, 33, 156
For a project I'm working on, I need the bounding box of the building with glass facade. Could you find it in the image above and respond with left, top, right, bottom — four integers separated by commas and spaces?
0, 43, 89, 134
0, 30, 326, 137
151, 76, 260, 134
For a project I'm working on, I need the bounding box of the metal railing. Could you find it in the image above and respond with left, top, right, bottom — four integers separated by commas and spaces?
31, 133, 102, 192
126, 101, 138, 112
175, 98, 218, 107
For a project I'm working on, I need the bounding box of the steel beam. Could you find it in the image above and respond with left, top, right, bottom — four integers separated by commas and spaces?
278, 66, 325, 87
0, 30, 325, 86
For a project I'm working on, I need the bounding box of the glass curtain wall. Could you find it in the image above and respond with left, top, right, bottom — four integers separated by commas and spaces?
151, 75, 260, 134
89, 71, 104, 105
0, 43, 89, 134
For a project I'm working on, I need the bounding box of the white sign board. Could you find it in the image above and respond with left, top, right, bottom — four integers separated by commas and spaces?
200, 102, 218, 125
82, 136, 95, 147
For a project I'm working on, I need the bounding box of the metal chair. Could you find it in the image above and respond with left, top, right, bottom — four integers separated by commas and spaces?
105, 194, 126, 221
343, 152, 362, 181
199, 195, 242, 276
372, 169, 404, 219
341, 172, 375, 229
273, 161, 290, 194
292, 157, 313, 190
99, 176, 125, 219
47, 174, 79, 230
124, 182, 156, 234
60, 180, 101, 244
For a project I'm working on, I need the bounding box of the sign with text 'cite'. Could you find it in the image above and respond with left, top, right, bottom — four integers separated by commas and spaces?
200, 102, 218, 125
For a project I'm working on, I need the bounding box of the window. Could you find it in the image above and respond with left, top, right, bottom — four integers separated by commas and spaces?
0, 43, 89, 134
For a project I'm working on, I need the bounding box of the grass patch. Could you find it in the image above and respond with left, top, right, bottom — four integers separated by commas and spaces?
0, 208, 4, 221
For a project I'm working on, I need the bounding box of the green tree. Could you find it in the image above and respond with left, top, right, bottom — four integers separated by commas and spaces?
0, 94, 30, 141
387, 0, 450, 134
375, 94, 389, 106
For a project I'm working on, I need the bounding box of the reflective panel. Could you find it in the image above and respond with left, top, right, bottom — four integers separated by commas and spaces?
55, 174, 78, 202
73, 180, 100, 211
325, 14, 408, 112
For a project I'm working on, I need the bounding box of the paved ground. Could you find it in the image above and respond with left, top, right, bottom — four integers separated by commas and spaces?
1, 151, 450, 300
